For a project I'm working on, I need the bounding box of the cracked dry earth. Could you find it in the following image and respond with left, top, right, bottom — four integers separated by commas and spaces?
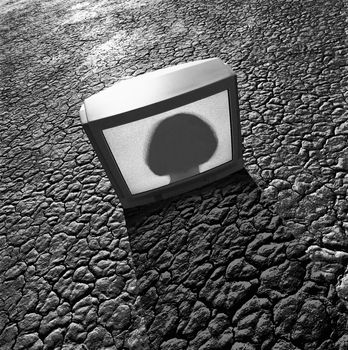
1, 0, 347, 349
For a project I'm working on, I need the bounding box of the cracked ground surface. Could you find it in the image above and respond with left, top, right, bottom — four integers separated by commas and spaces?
1, 0, 347, 349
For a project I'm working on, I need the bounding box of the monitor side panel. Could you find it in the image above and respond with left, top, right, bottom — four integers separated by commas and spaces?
229, 74, 243, 161
82, 123, 129, 202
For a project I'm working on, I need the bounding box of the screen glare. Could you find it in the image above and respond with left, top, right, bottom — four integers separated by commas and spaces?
103, 90, 232, 194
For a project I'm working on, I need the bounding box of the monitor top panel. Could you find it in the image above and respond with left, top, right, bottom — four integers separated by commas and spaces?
80, 58, 235, 124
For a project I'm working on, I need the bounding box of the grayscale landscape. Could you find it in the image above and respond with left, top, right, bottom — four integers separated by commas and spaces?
1, 0, 347, 349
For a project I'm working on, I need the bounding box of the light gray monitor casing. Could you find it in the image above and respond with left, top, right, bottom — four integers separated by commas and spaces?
80, 58, 244, 208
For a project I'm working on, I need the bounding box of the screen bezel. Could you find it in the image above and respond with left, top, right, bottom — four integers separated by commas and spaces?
83, 75, 243, 208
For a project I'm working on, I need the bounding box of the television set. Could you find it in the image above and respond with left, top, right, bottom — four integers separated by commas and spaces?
80, 58, 243, 208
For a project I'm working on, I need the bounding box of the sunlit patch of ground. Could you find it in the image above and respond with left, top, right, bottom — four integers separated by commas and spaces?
70, 1, 90, 10
81, 25, 165, 71
114, 0, 163, 10
83, 31, 131, 67
62, 9, 99, 25
61, 0, 108, 25
0, 0, 31, 14
60, 0, 163, 26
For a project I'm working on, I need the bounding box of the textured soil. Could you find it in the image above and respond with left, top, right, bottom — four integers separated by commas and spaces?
1, 0, 347, 349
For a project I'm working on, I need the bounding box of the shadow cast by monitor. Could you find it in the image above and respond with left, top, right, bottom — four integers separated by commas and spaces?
123, 169, 300, 349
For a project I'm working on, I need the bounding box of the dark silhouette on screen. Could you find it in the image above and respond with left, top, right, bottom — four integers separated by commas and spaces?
146, 113, 218, 183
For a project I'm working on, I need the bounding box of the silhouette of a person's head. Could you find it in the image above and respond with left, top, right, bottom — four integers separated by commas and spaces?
146, 113, 218, 183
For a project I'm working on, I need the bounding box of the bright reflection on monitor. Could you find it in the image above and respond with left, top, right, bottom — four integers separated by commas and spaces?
103, 90, 232, 194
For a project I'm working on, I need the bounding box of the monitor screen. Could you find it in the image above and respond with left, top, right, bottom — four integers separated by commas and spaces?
103, 90, 232, 194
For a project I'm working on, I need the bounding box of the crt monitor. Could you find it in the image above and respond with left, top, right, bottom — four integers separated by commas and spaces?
80, 58, 243, 208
